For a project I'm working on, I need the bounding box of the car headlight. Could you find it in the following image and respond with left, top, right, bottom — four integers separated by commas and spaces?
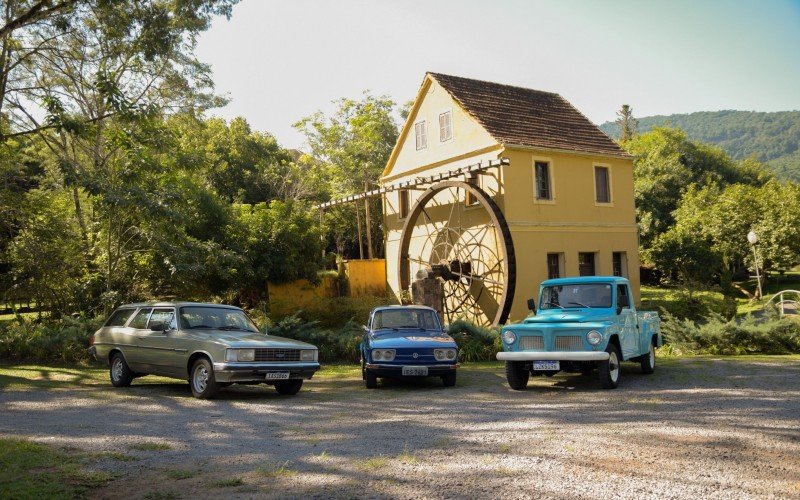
587, 330, 602, 346
435, 348, 457, 361
373, 349, 394, 362
226, 349, 255, 362
502, 331, 516, 344
300, 349, 318, 362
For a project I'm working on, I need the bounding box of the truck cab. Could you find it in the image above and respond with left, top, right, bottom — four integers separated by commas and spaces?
496, 276, 661, 390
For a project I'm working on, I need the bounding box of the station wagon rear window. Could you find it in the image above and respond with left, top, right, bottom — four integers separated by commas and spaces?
540, 283, 613, 309
128, 308, 153, 329
105, 308, 135, 327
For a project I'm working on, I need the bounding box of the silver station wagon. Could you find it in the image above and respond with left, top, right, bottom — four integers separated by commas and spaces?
89, 302, 320, 398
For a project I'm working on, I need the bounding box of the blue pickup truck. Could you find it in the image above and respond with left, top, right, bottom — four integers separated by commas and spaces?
496, 276, 661, 390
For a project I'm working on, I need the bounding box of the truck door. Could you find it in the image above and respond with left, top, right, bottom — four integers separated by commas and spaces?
617, 284, 638, 359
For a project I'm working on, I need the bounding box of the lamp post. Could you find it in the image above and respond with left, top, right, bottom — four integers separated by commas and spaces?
747, 231, 763, 300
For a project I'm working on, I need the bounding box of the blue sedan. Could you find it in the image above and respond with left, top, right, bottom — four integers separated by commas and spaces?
360, 305, 459, 389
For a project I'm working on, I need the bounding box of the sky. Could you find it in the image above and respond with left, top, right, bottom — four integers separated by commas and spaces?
195, 0, 800, 150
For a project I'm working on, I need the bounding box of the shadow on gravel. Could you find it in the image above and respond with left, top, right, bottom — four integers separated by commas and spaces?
2, 358, 799, 498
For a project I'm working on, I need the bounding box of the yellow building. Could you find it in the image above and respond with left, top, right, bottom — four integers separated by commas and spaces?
380, 73, 639, 326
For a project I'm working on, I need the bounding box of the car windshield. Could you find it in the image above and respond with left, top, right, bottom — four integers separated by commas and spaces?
179, 306, 259, 332
540, 283, 613, 309
372, 309, 441, 331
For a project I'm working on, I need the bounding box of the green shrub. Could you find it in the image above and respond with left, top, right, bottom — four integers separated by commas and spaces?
266, 313, 362, 363
662, 312, 800, 355
447, 320, 501, 362
0, 317, 101, 363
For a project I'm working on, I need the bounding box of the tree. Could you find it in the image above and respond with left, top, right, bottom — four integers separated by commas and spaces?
646, 228, 720, 300
623, 127, 771, 248
615, 104, 638, 142
295, 92, 399, 259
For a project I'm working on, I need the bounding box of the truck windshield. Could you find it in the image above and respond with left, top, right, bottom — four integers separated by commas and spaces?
540, 283, 613, 309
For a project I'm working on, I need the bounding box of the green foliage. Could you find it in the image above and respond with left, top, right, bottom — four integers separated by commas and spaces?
661, 312, 800, 355
295, 92, 400, 259
645, 229, 720, 297
447, 320, 502, 362
266, 313, 362, 363
601, 110, 800, 182
623, 127, 770, 248
0, 317, 100, 363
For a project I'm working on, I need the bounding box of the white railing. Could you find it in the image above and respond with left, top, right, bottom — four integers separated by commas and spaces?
764, 290, 800, 317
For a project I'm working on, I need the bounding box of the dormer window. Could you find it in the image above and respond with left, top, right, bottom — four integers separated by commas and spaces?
439, 111, 452, 142
415, 121, 427, 150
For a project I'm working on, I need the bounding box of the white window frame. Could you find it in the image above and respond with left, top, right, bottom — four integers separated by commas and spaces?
414, 121, 427, 151
438, 110, 453, 143
532, 156, 556, 204
593, 163, 613, 206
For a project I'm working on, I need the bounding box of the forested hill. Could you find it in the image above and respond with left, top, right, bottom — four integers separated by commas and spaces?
599, 110, 800, 181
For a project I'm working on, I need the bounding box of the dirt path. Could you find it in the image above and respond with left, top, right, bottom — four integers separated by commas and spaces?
2, 357, 799, 499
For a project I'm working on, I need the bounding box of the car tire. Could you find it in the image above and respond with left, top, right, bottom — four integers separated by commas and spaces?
364, 369, 378, 389
640, 341, 656, 374
598, 343, 621, 389
441, 371, 457, 387
505, 361, 529, 390
110, 353, 134, 388
274, 379, 303, 395
190, 358, 220, 399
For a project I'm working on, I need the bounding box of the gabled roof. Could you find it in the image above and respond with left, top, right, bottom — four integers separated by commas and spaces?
428, 72, 629, 158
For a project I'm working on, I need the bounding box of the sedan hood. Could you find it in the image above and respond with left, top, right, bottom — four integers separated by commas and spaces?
187, 329, 316, 349
369, 330, 456, 349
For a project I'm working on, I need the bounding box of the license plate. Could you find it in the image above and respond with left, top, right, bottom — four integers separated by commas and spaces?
402, 366, 428, 376
533, 361, 560, 371
264, 372, 290, 380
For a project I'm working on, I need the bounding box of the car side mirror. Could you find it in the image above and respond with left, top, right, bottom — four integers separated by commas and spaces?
526, 298, 536, 314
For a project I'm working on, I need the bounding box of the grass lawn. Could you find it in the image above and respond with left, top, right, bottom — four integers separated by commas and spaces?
641, 269, 800, 318
0, 438, 114, 498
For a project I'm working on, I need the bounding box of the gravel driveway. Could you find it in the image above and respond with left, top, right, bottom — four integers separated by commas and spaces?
2, 357, 799, 499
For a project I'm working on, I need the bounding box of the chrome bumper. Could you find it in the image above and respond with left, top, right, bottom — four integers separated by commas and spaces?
212, 362, 320, 382
496, 351, 609, 362
365, 363, 459, 370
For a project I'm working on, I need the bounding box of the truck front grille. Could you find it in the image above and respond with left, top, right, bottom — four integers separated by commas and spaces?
554, 336, 584, 351
518, 336, 544, 350
254, 348, 301, 362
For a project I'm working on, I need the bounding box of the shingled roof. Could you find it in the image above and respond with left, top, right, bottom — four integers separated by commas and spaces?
428, 72, 628, 158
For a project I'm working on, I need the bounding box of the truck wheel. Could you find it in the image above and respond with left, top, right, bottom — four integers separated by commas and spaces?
598, 344, 621, 389
505, 361, 529, 390
441, 371, 457, 387
110, 353, 133, 388
640, 341, 656, 374
190, 358, 220, 399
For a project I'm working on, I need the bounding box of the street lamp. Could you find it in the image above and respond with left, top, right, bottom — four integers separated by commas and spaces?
747, 231, 763, 299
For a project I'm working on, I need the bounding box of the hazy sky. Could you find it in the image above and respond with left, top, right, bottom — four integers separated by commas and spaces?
195, 0, 800, 149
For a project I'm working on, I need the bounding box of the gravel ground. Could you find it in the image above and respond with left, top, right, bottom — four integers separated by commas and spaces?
1, 357, 799, 499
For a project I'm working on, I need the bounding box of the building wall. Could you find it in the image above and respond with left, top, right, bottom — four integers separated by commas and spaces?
500, 147, 640, 320
380, 77, 640, 324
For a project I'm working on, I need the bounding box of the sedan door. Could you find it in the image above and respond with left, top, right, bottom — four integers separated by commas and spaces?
137, 308, 184, 377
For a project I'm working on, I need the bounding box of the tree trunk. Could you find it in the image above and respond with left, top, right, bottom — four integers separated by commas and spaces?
355, 201, 364, 260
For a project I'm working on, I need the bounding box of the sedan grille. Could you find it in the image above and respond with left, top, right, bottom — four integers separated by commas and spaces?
554, 336, 584, 351
518, 336, 544, 351
254, 348, 301, 362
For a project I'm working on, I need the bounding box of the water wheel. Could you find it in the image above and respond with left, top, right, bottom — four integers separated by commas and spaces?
398, 180, 516, 326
